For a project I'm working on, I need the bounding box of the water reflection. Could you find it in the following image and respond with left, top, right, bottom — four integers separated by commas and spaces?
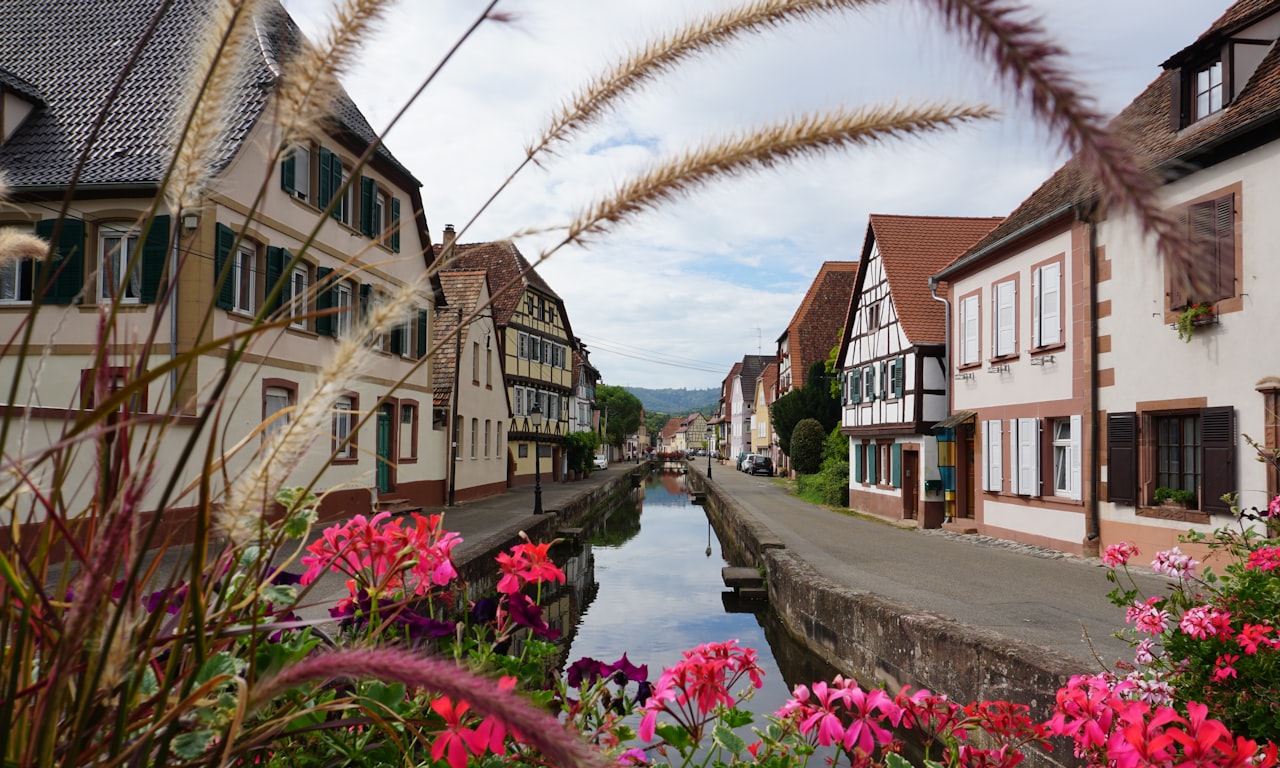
558, 470, 838, 720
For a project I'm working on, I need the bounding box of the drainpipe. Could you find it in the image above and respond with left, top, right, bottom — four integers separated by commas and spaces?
1080, 204, 1102, 549
929, 276, 953, 523
170, 213, 181, 402
447, 306, 462, 506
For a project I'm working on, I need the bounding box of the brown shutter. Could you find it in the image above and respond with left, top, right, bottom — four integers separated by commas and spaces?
1169, 69, 1185, 131
1212, 194, 1235, 302
1107, 413, 1138, 506
1170, 210, 1190, 309
1200, 406, 1234, 514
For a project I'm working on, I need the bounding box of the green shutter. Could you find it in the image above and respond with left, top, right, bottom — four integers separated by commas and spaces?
893, 356, 905, 398
853, 443, 862, 482
851, 367, 862, 404
330, 154, 344, 221
891, 444, 902, 488
416, 308, 428, 358
315, 266, 334, 336
359, 176, 376, 237
214, 222, 235, 310
265, 246, 287, 314
867, 444, 877, 484
359, 283, 372, 322
390, 324, 405, 355
318, 147, 333, 208
281, 149, 296, 195
35, 218, 85, 304
390, 198, 401, 252
139, 215, 170, 304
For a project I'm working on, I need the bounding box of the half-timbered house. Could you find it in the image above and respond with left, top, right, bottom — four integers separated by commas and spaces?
837, 214, 1001, 526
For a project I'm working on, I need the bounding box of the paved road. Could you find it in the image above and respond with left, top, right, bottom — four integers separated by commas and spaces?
696, 460, 1169, 669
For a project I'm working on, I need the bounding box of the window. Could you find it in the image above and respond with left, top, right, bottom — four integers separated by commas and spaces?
513, 386, 525, 417
885, 357, 905, 399
281, 143, 310, 201
399, 401, 418, 462
99, 224, 142, 303
494, 421, 502, 457
401, 403, 414, 424
333, 395, 355, 459
1156, 414, 1200, 501
1053, 416, 1082, 500
263, 385, 294, 438
866, 300, 881, 330
486, 347, 492, 386
1032, 261, 1062, 348
518, 443, 528, 458
334, 282, 352, 338
517, 332, 527, 360
80, 366, 146, 414
992, 279, 1015, 358
232, 245, 255, 313
1194, 60, 1224, 120
484, 419, 491, 457
472, 341, 480, 383
289, 265, 308, 328
959, 294, 979, 366
1170, 193, 1236, 308
848, 368, 862, 404
337, 167, 352, 226
862, 367, 876, 403
470, 418, 478, 459
375, 191, 387, 236
0, 254, 33, 302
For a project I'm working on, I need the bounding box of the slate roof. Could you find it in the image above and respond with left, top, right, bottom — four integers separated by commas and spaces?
0, 0, 416, 189
941, 0, 1280, 276
778, 261, 858, 389
736, 355, 772, 406
861, 215, 1003, 344
442, 241, 566, 333
433, 270, 490, 400
0, 66, 42, 104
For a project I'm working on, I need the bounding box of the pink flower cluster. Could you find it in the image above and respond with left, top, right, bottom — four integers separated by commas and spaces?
1048, 675, 1278, 768
777, 676, 902, 755
1104, 542, 1140, 568
1178, 605, 1231, 640
637, 639, 763, 742
495, 537, 566, 595
1246, 546, 1280, 573
428, 676, 519, 768
1151, 547, 1199, 578
1126, 597, 1171, 635
300, 511, 460, 601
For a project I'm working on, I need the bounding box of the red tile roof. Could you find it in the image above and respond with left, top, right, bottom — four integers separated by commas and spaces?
432, 270, 489, 397
943, 0, 1280, 275
442, 240, 565, 330
863, 215, 1003, 344
780, 261, 859, 390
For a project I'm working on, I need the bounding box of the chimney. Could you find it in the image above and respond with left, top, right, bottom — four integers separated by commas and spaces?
441, 224, 456, 263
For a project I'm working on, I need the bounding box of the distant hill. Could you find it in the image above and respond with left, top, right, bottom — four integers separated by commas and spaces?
626, 387, 719, 416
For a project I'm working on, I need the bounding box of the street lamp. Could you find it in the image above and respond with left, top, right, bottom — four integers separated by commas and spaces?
530, 400, 544, 515
706, 423, 713, 479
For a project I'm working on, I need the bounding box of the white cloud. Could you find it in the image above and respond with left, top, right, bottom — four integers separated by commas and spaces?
283, 0, 1233, 388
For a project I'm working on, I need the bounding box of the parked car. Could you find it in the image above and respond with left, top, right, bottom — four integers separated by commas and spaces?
593, 454, 608, 470
737, 453, 755, 472
748, 456, 774, 476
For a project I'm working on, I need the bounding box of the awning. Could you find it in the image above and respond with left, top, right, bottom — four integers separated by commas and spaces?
933, 410, 977, 430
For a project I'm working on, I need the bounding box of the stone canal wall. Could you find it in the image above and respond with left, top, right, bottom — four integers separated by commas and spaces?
698, 478, 1077, 768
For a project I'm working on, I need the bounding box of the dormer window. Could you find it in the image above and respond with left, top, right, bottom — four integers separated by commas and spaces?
1194, 60, 1224, 119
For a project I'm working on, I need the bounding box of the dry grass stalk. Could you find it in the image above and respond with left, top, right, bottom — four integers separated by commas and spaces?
566, 102, 995, 244
926, 0, 1195, 286
531, 0, 884, 159
168, 0, 262, 212
0, 229, 48, 264
276, 0, 392, 147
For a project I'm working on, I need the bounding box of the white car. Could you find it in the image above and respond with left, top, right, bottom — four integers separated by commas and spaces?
593, 454, 609, 470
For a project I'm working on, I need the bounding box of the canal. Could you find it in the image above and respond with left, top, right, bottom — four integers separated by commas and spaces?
556, 468, 838, 720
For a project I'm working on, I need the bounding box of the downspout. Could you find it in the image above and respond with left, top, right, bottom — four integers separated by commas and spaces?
929, 276, 953, 523
1081, 204, 1102, 549
447, 307, 461, 506
169, 214, 180, 402
929, 276, 950, 380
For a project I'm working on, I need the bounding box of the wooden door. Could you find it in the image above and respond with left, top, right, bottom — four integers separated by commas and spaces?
903, 449, 919, 519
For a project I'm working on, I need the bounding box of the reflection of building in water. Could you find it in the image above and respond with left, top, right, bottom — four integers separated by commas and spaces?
658, 471, 687, 498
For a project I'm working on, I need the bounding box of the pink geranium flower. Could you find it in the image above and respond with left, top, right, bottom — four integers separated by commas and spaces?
1127, 597, 1170, 635
1246, 546, 1280, 573
1179, 605, 1230, 640
1151, 547, 1199, 578
1104, 542, 1140, 568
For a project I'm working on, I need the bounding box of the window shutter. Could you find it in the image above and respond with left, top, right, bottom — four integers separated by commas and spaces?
1212, 194, 1235, 303
1170, 209, 1191, 310
359, 283, 372, 321
390, 198, 401, 252
1039, 263, 1061, 347
1070, 414, 1082, 501
416, 308, 428, 358
985, 420, 1002, 492
315, 266, 334, 336
281, 149, 296, 195
214, 222, 235, 310
867, 443, 877, 484
850, 367, 862, 403
891, 443, 902, 488
359, 176, 376, 237
265, 246, 287, 314
35, 218, 85, 304
390, 324, 405, 355
893, 356, 905, 398
853, 442, 862, 482
866, 367, 876, 402
995, 281, 1015, 356
329, 153, 344, 221
1169, 68, 1185, 131
318, 147, 333, 208
961, 296, 979, 365
139, 215, 170, 304
1107, 412, 1138, 506
1200, 406, 1235, 513
1017, 417, 1040, 496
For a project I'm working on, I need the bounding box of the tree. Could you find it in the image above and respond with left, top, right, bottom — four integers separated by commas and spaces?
596, 384, 643, 448
770, 390, 805, 456
771, 360, 840, 456
790, 418, 826, 474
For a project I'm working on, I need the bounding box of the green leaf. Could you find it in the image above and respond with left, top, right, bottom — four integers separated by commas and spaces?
261, 584, 298, 607
712, 723, 747, 754
172, 730, 217, 759
886, 753, 917, 768
721, 707, 755, 728
655, 722, 694, 751
924, 759, 948, 768
197, 651, 238, 685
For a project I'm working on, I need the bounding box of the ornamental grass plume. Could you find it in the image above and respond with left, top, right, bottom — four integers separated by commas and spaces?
0, 229, 46, 264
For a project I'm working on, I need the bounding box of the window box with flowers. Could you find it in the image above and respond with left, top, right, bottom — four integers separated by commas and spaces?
1174, 301, 1216, 342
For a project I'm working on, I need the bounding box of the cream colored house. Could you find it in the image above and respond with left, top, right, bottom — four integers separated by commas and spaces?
750, 362, 777, 461
0, 0, 443, 542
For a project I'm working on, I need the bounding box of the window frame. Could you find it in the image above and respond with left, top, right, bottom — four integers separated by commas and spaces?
334, 281, 353, 338
98, 223, 143, 304
0, 252, 34, 303
991, 275, 1018, 360
331, 392, 359, 463
399, 400, 419, 463
1031, 256, 1064, 350
262, 379, 297, 440
80, 366, 147, 414
958, 291, 981, 367
1166, 184, 1242, 316
289, 263, 309, 329
231, 243, 256, 314
1193, 59, 1224, 120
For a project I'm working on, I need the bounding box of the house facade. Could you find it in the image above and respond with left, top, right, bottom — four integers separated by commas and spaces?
433, 271, 510, 504
0, 0, 442, 539
728, 355, 771, 460
750, 362, 778, 461
839, 215, 1001, 527
445, 230, 576, 488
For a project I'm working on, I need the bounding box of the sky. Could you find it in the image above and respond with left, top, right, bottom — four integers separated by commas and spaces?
281, 0, 1234, 390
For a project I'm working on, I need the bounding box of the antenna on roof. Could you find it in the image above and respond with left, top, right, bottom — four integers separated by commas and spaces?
752, 327, 762, 354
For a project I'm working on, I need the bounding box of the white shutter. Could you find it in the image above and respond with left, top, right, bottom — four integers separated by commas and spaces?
1069, 413, 1082, 500
1017, 417, 1040, 496
1040, 263, 1061, 346
1031, 268, 1041, 346
1008, 418, 1020, 493
985, 420, 1003, 492
995, 280, 1015, 357
961, 295, 979, 365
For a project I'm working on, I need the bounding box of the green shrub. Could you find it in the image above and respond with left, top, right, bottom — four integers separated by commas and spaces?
790, 418, 826, 474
